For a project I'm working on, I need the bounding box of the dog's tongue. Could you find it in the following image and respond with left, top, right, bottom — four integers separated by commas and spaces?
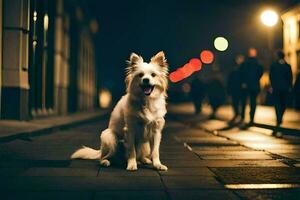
143, 87, 152, 95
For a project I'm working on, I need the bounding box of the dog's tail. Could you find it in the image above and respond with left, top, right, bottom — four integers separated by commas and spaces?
70, 128, 117, 160
70, 146, 101, 160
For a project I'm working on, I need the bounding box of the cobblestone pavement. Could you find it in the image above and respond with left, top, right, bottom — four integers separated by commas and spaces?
0, 108, 300, 200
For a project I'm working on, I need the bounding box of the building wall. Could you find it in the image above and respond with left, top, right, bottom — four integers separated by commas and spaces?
0, 0, 2, 118
2, 0, 30, 120
78, 29, 96, 111
282, 4, 300, 81
54, 0, 69, 115
0, 0, 98, 120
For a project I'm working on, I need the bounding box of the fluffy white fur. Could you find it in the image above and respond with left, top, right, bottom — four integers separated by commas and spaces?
71, 51, 169, 171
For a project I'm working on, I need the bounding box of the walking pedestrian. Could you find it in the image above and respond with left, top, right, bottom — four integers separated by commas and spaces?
207, 73, 225, 119
240, 48, 264, 126
269, 50, 293, 135
227, 55, 244, 123
190, 77, 206, 114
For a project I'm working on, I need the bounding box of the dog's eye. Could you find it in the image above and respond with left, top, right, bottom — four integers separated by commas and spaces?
138, 73, 144, 78
151, 73, 156, 77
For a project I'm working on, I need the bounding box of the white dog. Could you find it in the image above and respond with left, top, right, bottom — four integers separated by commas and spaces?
71, 51, 168, 171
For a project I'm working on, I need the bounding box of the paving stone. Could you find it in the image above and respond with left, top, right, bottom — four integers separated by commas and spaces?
21, 167, 98, 177
0, 176, 163, 191
198, 151, 272, 160
189, 141, 239, 147
194, 150, 267, 156
159, 167, 215, 176
210, 167, 300, 184
162, 176, 222, 189
175, 136, 231, 143
220, 131, 282, 143
94, 190, 168, 200
243, 143, 300, 151
0, 168, 26, 176
192, 146, 250, 151
160, 152, 200, 160
235, 189, 300, 200
69, 160, 100, 169
163, 160, 206, 167
198, 120, 228, 131
1, 191, 92, 200
160, 146, 189, 152
0, 191, 93, 200
0, 159, 70, 168
98, 167, 159, 177
165, 159, 287, 167
174, 130, 213, 138
169, 189, 239, 200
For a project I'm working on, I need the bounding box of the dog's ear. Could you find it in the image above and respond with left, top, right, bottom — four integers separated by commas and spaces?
150, 51, 168, 68
128, 53, 143, 67
125, 53, 143, 89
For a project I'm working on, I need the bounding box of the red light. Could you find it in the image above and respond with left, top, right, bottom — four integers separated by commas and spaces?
169, 54, 207, 83
182, 63, 194, 77
169, 70, 184, 83
189, 58, 202, 71
200, 50, 214, 64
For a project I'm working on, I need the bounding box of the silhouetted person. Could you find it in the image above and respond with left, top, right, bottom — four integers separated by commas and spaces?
190, 78, 206, 114
294, 72, 300, 111
207, 73, 225, 119
227, 55, 244, 123
269, 51, 293, 134
240, 48, 263, 125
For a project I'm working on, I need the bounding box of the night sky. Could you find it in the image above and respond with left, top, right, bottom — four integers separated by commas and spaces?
87, 0, 299, 99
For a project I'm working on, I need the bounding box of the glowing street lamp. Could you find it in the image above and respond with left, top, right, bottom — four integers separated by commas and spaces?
260, 9, 278, 27
214, 37, 228, 51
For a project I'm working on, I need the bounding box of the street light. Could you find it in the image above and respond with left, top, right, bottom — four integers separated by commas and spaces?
214, 37, 229, 51
260, 9, 279, 67
260, 9, 278, 27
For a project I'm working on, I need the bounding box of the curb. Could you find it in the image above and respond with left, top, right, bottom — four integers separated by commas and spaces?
0, 110, 110, 143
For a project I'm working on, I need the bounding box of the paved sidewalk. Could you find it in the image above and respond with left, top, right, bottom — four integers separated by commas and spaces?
0, 110, 109, 142
1, 110, 300, 199
168, 102, 300, 132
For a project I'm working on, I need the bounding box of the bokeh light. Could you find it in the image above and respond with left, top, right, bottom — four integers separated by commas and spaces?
260, 9, 278, 27
169, 70, 184, 83
214, 37, 228, 51
200, 50, 214, 64
189, 58, 202, 71
169, 61, 202, 83
98, 89, 112, 108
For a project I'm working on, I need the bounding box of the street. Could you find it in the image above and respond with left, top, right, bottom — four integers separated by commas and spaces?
1, 104, 300, 200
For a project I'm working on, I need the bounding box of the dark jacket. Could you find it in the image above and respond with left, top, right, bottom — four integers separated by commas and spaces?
227, 67, 241, 95
269, 59, 292, 91
207, 78, 226, 109
240, 57, 264, 91
190, 78, 206, 100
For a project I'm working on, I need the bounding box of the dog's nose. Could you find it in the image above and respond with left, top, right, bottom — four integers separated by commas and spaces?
142, 78, 150, 84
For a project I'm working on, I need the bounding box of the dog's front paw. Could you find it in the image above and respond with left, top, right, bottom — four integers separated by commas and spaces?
126, 161, 138, 171
141, 157, 152, 165
154, 163, 168, 171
